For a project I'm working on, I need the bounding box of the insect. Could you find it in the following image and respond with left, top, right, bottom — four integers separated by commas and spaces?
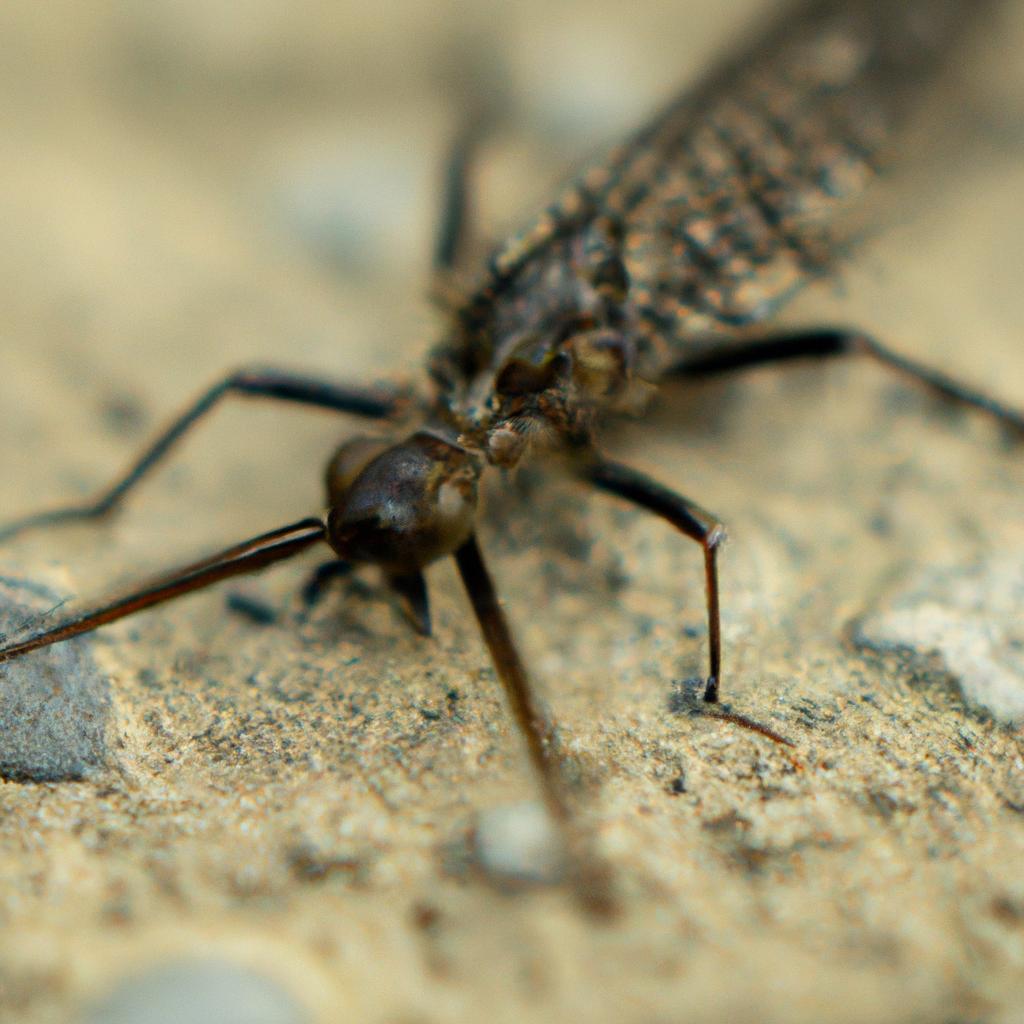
0, 0, 1020, 909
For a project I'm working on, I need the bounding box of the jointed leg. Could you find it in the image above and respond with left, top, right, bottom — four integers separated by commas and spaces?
301, 560, 353, 607
583, 459, 723, 700
386, 569, 431, 637
672, 328, 1024, 434
454, 533, 615, 916
433, 115, 488, 275
0, 369, 402, 543
300, 561, 430, 636
430, 110, 498, 313
454, 534, 564, 821
581, 456, 792, 747
0, 518, 327, 663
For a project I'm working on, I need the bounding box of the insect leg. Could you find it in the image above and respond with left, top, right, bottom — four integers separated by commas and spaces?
582, 459, 723, 700
433, 115, 488, 274
580, 457, 793, 748
0, 369, 402, 544
386, 569, 431, 637
453, 533, 615, 916
432, 105, 495, 280
0, 518, 326, 664
454, 533, 565, 818
301, 560, 354, 607
671, 329, 1024, 434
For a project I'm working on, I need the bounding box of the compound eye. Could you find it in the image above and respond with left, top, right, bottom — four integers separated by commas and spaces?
327, 433, 480, 571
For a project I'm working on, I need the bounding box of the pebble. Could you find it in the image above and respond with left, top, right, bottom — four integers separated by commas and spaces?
473, 800, 565, 886
854, 553, 1024, 724
82, 959, 308, 1024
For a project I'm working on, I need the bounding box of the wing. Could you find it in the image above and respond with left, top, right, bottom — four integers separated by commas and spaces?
436, 0, 989, 395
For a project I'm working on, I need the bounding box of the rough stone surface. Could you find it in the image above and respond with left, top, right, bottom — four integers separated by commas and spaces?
0, 576, 110, 781
0, 2, 1022, 1023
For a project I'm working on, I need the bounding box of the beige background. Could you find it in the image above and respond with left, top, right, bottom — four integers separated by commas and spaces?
1, 1, 1023, 1021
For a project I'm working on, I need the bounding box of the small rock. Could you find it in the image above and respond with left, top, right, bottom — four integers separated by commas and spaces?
854, 554, 1024, 724
82, 959, 307, 1024
473, 800, 565, 886
0, 576, 110, 782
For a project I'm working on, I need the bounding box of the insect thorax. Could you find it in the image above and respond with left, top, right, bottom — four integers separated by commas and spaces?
429, 218, 660, 467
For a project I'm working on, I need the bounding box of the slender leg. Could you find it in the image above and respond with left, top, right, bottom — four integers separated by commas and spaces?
454, 534, 564, 820
433, 115, 488, 274
0, 369, 403, 544
386, 569, 432, 637
671, 328, 1024, 434
301, 560, 353, 607
581, 457, 793, 747
0, 518, 327, 664
454, 533, 615, 916
301, 562, 430, 636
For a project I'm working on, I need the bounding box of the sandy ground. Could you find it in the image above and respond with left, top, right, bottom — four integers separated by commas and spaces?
1, 1, 1023, 1022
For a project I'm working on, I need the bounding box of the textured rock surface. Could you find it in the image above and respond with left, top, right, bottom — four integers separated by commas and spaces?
0, 2, 1022, 1023
0, 576, 110, 781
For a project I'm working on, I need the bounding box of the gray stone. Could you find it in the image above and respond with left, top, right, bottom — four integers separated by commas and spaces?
82, 959, 308, 1024
0, 576, 110, 781
855, 553, 1024, 724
